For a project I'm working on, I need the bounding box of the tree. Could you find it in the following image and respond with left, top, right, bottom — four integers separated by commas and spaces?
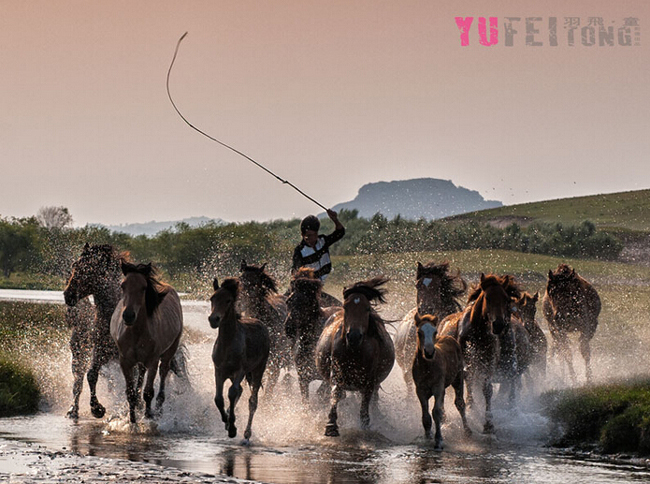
0, 217, 41, 278
36, 206, 73, 230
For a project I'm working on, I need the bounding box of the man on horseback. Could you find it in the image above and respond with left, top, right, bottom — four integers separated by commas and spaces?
292, 209, 345, 282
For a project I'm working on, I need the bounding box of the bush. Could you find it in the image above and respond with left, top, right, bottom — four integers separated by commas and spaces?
0, 355, 40, 416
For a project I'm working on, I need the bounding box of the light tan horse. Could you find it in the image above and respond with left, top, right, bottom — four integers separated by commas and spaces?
542, 264, 600, 383
394, 262, 466, 393
315, 277, 395, 437
412, 313, 471, 450
111, 262, 184, 423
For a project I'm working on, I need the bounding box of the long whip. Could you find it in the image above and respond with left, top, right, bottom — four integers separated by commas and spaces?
166, 32, 328, 211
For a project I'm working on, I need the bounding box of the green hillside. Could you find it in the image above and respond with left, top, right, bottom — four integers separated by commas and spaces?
444, 189, 650, 234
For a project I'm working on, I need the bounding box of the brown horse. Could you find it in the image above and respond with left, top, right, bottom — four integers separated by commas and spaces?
209, 278, 269, 443
284, 268, 341, 403
412, 313, 471, 449
439, 274, 516, 433
542, 264, 600, 383
111, 262, 184, 423
63, 243, 126, 419
239, 260, 290, 394
315, 276, 395, 437
395, 262, 466, 392
516, 292, 547, 385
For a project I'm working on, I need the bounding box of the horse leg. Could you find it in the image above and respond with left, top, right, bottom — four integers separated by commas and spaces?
453, 371, 472, 437
298, 368, 310, 404
214, 373, 229, 427
432, 385, 445, 450
143, 360, 159, 419
243, 366, 265, 443
579, 335, 593, 383
87, 348, 112, 419
226, 374, 245, 438
416, 387, 433, 440
155, 358, 172, 415
264, 359, 280, 397
325, 384, 344, 437
119, 360, 138, 423
67, 328, 90, 419
482, 376, 495, 434
360, 387, 374, 430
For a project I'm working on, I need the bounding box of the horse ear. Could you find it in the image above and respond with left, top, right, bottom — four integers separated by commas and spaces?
261, 263, 267, 271
480, 273, 486, 286
240, 260, 247, 272
143, 263, 153, 276
533, 292, 539, 302
548, 270, 553, 281
83, 242, 90, 251
416, 262, 424, 279
572, 268, 576, 276
213, 278, 219, 291
121, 260, 129, 275
414, 312, 422, 325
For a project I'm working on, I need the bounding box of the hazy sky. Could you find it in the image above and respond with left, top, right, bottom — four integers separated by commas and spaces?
1, 1, 648, 226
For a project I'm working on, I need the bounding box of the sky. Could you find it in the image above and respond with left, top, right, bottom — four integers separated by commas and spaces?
1, 1, 648, 226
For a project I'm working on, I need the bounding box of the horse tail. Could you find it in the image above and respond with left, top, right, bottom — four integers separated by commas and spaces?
170, 343, 191, 390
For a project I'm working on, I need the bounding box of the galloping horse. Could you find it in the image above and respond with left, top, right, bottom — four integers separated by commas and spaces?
285, 268, 341, 402
111, 262, 184, 423
239, 261, 290, 394
439, 274, 516, 433
315, 276, 395, 437
395, 262, 466, 392
412, 313, 471, 450
209, 278, 269, 443
542, 264, 600, 383
63, 243, 125, 419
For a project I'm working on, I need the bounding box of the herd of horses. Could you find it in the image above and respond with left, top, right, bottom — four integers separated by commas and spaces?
62, 243, 601, 449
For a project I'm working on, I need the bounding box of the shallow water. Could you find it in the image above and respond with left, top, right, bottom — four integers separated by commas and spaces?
2, 290, 650, 483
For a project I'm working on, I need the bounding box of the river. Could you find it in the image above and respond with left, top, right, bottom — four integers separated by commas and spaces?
1, 289, 648, 483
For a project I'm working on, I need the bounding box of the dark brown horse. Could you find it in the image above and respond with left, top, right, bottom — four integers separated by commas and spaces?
543, 264, 600, 383
439, 274, 517, 433
395, 262, 466, 392
209, 278, 269, 444
412, 313, 471, 449
315, 276, 395, 437
239, 260, 290, 394
63, 243, 125, 419
516, 292, 547, 385
111, 262, 184, 423
284, 268, 341, 403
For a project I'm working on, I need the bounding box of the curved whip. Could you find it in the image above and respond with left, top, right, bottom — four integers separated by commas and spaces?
166, 32, 327, 211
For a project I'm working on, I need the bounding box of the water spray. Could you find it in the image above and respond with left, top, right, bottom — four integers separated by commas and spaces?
166, 32, 328, 211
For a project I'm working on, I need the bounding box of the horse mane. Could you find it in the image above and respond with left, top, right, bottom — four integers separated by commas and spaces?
240, 260, 278, 294
220, 278, 240, 299
467, 274, 521, 303
121, 261, 167, 316
417, 261, 467, 309
82, 243, 130, 274
343, 276, 389, 304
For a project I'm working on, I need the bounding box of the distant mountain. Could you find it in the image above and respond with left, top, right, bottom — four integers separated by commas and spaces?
328, 178, 502, 220
98, 216, 227, 237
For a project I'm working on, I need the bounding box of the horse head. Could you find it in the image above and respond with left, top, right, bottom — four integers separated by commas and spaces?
469, 274, 518, 336
547, 264, 579, 300
342, 276, 389, 349
415, 261, 466, 317
120, 261, 165, 326
415, 313, 439, 361
64, 243, 122, 306
516, 292, 539, 329
239, 260, 277, 299
209, 277, 239, 329
285, 268, 322, 337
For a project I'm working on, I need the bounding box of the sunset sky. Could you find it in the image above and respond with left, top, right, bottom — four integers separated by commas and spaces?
1, 1, 648, 226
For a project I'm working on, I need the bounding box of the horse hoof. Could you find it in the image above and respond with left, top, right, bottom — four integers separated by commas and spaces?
228, 426, 238, 439
91, 404, 106, 419
434, 443, 444, 452
240, 438, 251, 447
325, 424, 340, 437
66, 407, 79, 420
483, 422, 495, 434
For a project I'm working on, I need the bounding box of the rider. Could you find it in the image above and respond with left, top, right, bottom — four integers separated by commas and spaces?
292, 209, 345, 282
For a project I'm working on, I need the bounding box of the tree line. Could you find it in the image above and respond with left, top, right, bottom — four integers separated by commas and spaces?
0, 207, 623, 283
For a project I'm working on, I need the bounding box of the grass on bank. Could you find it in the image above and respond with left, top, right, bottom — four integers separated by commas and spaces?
0, 355, 40, 417
544, 379, 650, 455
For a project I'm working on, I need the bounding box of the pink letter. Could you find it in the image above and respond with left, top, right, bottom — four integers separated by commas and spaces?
479, 17, 499, 46
455, 17, 474, 46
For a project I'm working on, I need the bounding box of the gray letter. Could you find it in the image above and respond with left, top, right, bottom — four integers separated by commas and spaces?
504, 17, 521, 46
526, 17, 543, 46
